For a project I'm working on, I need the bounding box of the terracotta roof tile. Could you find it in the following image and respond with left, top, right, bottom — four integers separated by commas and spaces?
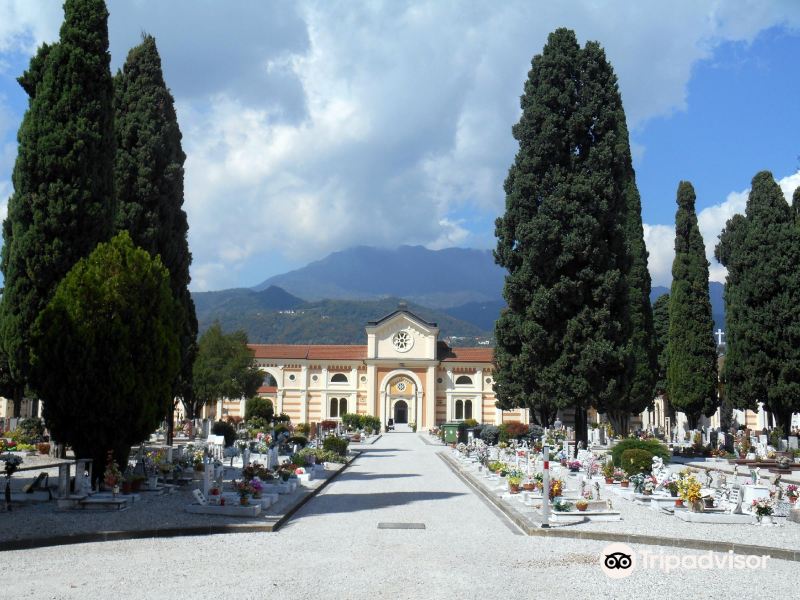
439, 346, 494, 362
248, 344, 366, 361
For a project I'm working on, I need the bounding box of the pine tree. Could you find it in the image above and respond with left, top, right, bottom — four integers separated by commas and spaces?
716, 172, 800, 432
494, 29, 632, 444
667, 182, 718, 428
114, 34, 197, 440
0, 0, 115, 417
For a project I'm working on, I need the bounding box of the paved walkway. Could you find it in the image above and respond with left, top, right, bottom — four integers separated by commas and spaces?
2, 434, 795, 599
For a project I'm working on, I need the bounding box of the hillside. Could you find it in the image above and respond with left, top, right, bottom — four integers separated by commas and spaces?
651, 281, 725, 330
193, 287, 493, 345
253, 245, 505, 309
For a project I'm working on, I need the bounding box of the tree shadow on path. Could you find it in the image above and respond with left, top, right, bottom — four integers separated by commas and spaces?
296, 491, 468, 517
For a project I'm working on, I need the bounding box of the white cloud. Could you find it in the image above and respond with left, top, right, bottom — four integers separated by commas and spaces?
1, 1, 800, 290
645, 170, 800, 287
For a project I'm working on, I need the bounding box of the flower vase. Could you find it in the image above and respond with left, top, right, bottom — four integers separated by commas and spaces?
240, 496, 249, 506
690, 500, 703, 513
789, 496, 797, 504
509, 484, 520, 495
112, 485, 119, 497
674, 499, 684, 508
760, 514, 773, 525
620, 481, 629, 488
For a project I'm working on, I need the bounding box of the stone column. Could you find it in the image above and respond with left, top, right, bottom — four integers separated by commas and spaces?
425, 365, 436, 428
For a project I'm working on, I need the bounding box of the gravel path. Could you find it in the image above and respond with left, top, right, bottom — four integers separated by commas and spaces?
1, 433, 796, 599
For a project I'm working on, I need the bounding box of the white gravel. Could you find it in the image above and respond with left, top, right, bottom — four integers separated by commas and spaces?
0, 433, 796, 599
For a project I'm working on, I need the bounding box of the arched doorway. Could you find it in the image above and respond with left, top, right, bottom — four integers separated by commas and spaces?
394, 400, 408, 424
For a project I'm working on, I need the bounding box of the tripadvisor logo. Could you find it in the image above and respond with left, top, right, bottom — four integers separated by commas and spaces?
600, 543, 770, 578
600, 543, 635, 579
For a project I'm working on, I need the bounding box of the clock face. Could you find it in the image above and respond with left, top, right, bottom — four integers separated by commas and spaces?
392, 330, 413, 352
396, 381, 407, 392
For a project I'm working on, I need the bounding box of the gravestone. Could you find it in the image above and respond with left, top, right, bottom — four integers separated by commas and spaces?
789, 436, 799, 451
192, 489, 208, 505
758, 434, 767, 446
598, 427, 606, 445
203, 464, 213, 496
779, 438, 788, 451
201, 420, 210, 439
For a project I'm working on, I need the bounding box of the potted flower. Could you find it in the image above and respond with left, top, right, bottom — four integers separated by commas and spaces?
575, 498, 589, 512
602, 462, 615, 484
250, 478, 264, 500
522, 478, 536, 492
236, 480, 253, 505
751, 497, 774, 524
567, 460, 581, 472
786, 484, 798, 504
664, 479, 679, 498
677, 473, 703, 512
613, 467, 626, 484
508, 475, 522, 494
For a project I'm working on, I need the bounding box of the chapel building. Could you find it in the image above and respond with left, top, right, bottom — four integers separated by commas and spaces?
205, 304, 527, 429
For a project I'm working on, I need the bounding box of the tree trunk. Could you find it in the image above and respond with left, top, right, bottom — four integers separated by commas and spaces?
12, 384, 23, 418
167, 399, 175, 446
776, 411, 792, 435
607, 411, 629, 439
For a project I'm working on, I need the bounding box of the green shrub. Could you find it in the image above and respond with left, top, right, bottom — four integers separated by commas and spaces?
211, 421, 236, 447
610, 439, 669, 466
463, 418, 479, 428
295, 422, 311, 437
341, 413, 364, 431
363, 415, 381, 432
620, 448, 654, 476
244, 397, 274, 422
504, 422, 529, 439
480, 425, 499, 445
14, 418, 45, 444
323, 436, 349, 457
287, 435, 308, 447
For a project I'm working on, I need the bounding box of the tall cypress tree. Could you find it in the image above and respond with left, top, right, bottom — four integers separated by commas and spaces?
0, 0, 115, 417
114, 34, 197, 441
667, 182, 717, 428
494, 29, 632, 445
716, 172, 800, 432
652, 293, 670, 397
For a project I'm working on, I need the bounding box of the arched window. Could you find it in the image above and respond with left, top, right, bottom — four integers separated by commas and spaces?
330, 397, 339, 418
331, 373, 348, 383
263, 373, 277, 387
455, 375, 472, 385
465, 399, 473, 420
339, 398, 348, 416
455, 399, 464, 420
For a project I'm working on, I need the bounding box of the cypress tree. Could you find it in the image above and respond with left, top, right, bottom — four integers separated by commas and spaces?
716, 172, 800, 432
30, 232, 180, 482
494, 29, 632, 446
652, 293, 670, 397
667, 182, 718, 428
114, 34, 197, 441
0, 0, 115, 417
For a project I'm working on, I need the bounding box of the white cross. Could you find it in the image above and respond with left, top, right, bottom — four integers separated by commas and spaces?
715, 329, 725, 345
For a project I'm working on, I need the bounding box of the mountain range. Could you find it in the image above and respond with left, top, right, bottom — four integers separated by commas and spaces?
193, 245, 727, 344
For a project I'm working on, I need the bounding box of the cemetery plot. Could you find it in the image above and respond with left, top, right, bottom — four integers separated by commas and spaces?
439, 430, 800, 553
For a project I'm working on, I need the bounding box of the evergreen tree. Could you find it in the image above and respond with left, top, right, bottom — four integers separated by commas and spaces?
652, 293, 670, 396
190, 322, 262, 420
667, 182, 718, 428
0, 0, 115, 417
30, 232, 180, 482
114, 34, 197, 440
494, 29, 633, 445
716, 172, 800, 432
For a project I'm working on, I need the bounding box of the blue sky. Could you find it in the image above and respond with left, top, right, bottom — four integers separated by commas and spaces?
0, 1, 799, 291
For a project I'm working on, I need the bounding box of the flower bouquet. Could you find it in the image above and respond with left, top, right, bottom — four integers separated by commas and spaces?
250, 478, 264, 499
751, 497, 774, 522
567, 460, 582, 472
103, 451, 122, 492
549, 478, 564, 500
677, 473, 703, 511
